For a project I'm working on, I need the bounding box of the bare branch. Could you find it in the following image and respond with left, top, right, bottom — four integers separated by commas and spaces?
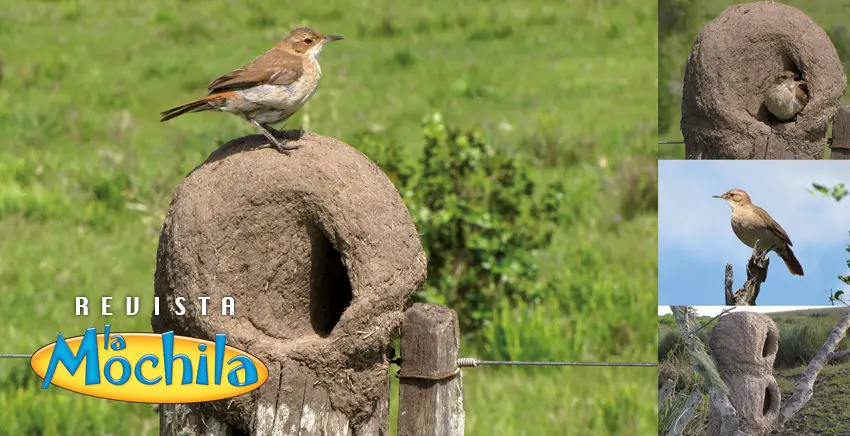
724, 264, 734, 305
828, 348, 850, 361
728, 240, 769, 306
776, 307, 850, 427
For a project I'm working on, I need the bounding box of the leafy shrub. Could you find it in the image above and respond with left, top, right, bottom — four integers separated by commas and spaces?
658, 329, 682, 362
359, 113, 565, 332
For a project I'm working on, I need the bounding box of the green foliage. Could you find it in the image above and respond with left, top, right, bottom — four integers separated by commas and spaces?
658, 329, 682, 361
774, 312, 850, 368
375, 113, 565, 331
811, 183, 848, 202
839, 231, 850, 297
776, 321, 831, 368
658, 313, 677, 327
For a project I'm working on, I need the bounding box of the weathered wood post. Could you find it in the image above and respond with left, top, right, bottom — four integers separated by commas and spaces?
153, 131, 428, 435
398, 303, 465, 436
831, 106, 850, 159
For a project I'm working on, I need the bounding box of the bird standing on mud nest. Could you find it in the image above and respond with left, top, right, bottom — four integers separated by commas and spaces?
160, 27, 343, 154
763, 71, 809, 122
713, 189, 804, 276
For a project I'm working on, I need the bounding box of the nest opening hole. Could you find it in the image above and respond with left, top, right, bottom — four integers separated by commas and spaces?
763, 386, 772, 415
308, 226, 353, 337
762, 329, 779, 358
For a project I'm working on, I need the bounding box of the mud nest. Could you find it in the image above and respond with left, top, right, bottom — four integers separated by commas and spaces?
709, 311, 779, 375
681, 1, 846, 159
708, 312, 781, 435
153, 131, 427, 432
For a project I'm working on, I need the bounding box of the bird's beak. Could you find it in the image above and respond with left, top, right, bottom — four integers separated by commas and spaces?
712, 194, 724, 199
324, 35, 344, 42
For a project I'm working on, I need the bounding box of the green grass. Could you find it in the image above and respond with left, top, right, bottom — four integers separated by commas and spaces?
775, 362, 850, 435
658, 0, 850, 159
0, 0, 658, 434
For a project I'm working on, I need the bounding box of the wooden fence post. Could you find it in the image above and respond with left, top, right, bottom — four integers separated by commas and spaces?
398, 303, 465, 436
832, 106, 850, 159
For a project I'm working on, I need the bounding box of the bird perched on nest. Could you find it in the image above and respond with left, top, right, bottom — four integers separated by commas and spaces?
713, 189, 804, 276
160, 27, 343, 153
763, 71, 808, 122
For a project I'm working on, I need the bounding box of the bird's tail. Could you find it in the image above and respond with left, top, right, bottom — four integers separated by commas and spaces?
160, 93, 231, 122
776, 246, 804, 276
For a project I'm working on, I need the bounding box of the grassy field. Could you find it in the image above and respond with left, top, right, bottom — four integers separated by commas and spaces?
0, 0, 658, 434
658, 307, 850, 434
658, 0, 850, 158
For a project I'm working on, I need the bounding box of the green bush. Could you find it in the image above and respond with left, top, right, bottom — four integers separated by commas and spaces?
360, 113, 565, 332
658, 330, 682, 362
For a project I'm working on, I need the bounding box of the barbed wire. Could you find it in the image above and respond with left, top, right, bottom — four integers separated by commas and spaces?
687, 307, 736, 337
3, 352, 657, 368
0, 354, 31, 359
456, 357, 655, 367
395, 357, 656, 380
659, 137, 835, 146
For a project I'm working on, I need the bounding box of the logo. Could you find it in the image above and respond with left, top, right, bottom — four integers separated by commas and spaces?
30, 325, 269, 403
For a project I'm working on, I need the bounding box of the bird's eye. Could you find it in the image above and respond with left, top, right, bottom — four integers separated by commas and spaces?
304, 38, 314, 44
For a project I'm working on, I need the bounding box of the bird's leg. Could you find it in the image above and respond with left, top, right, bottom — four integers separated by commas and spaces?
263, 122, 303, 144
247, 118, 299, 154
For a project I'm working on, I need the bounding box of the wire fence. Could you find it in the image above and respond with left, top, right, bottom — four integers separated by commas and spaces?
659, 137, 835, 146
3, 353, 657, 367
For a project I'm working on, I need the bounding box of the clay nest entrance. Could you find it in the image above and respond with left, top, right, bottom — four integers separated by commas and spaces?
308, 224, 353, 336
681, 1, 846, 159
153, 131, 427, 432
709, 311, 780, 371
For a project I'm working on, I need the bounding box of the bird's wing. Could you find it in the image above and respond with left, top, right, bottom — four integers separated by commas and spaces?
753, 205, 793, 246
207, 50, 303, 94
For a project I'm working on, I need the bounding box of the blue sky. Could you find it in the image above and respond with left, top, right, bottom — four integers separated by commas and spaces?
659, 160, 850, 306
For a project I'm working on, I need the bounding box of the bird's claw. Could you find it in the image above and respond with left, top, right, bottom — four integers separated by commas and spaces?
271, 140, 300, 154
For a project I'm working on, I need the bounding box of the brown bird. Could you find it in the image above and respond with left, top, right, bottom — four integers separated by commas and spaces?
763, 71, 809, 122
713, 189, 803, 276
160, 27, 343, 153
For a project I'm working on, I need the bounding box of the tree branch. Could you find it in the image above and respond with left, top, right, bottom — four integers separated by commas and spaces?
726, 240, 769, 306
828, 348, 850, 362
776, 307, 850, 428
724, 264, 734, 305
